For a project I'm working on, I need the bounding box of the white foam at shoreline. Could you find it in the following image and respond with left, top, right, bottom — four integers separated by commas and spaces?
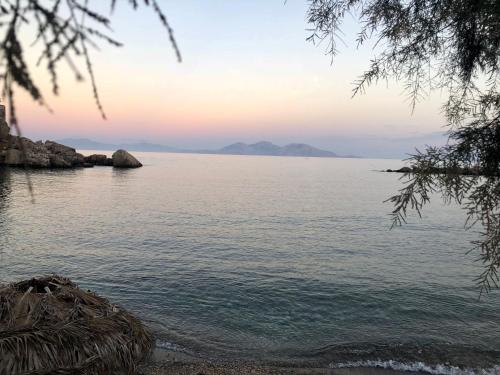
331, 361, 500, 375
156, 339, 186, 352
155, 339, 500, 375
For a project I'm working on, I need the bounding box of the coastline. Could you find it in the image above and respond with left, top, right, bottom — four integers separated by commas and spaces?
138, 341, 500, 375
140, 348, 420, 375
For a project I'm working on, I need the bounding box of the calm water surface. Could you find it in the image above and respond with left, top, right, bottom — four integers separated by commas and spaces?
0, 153, 499, 372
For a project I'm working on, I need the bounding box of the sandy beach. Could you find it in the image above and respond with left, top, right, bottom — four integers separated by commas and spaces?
139, 349, 417, 375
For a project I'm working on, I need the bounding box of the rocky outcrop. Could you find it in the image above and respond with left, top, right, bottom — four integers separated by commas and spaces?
84, 154, 106, 165
0, 104, 142, 169
0, 137, 84, 168
0, 106, 9, 140
0, 138, 142, 169
386, 166, 487, 176
4, 149, 22, 165
0, 124, 8, 139
8, 137, 51, 168
45, 141, 84, 166
393, 167, 412, 173
112, 149, 143, 168
84, 154, 113, 166
0, 139, 142, 169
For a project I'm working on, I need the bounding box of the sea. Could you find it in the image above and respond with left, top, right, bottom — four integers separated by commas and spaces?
0, 152, 499, 374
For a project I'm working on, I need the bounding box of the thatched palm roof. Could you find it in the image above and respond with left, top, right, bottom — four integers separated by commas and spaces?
0, 276, 152, 375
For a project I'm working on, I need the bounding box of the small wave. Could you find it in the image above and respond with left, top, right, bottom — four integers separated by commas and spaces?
155, 339, 189, 353
332, 360, 500, 375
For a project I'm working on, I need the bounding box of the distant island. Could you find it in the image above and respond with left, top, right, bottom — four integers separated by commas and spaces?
57, 138, 179, 153
203, 141, 338, 157
58, 139, 358, 158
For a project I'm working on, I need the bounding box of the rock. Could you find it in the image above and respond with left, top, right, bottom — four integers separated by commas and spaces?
4, 149, 22, 165
0, 121, 9, 140
0, 138, 10, 163
84, 154, 108, 166
2, 138, 72, 168
0, 105, 9, 140
18, 138, 51, 168
112, 149, 142, 168
386, 169, 393, 172
396, 167, 412, 173
74, 153, 85, 165
49, 154, 72, 168
45, 141, 84, 167
0, 136, 143, 170
45, 140, 75, 154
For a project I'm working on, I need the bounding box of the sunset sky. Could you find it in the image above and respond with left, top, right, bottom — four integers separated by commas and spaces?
18, 0, 447, 158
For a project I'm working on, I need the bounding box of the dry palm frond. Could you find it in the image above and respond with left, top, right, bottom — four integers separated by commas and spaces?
0, 275, 152, 375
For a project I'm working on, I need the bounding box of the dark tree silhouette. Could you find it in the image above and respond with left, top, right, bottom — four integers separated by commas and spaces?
307, 0, 500, 292
0, 0, 181, 136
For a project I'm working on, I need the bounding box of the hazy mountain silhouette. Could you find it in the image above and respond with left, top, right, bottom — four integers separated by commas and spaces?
58, 138, 179, 153
59, 138, 350, 158
213, 141, 338, 157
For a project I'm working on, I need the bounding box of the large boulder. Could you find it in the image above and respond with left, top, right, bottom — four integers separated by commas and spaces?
112, 149, 142, 168
45, 141, 84, 167
84, 154, 108, 166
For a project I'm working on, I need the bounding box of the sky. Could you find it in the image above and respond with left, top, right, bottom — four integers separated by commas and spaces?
17, 0, 449, 158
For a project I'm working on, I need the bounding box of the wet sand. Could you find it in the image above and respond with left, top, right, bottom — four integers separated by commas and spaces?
140, 349, 419, 375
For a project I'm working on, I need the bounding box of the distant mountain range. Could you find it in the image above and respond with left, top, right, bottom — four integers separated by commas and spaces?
58, 138, 178, 153
204, 141, 338, 157
58, 138, 355, 158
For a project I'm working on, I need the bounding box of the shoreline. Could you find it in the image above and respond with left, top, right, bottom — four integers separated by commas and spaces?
140, 348, 422, 375
138, 343, 500, 375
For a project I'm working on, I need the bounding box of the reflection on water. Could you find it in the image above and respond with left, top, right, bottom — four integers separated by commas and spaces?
0, 167, 12, 263
0, 154, 499, 369
0, 167, 11, 205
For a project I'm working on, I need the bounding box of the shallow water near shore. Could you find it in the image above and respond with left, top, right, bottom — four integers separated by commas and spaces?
1, 152, 499, 373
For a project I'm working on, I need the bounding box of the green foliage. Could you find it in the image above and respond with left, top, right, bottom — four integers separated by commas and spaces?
307, 0, 500, 292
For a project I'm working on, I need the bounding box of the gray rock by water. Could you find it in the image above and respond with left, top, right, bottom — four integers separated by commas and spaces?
0, 105, 9, 140
112, 149, 142, 168
0, 137, 87, 168
397, 167, 412, 173
4, 149, 22, 165
0, 121, 9, 140
84, 154, 108, 166
0, 114, 143, 169
45, 141, 84, 166
15, 138, 51, 168
49, 154, 72, 168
